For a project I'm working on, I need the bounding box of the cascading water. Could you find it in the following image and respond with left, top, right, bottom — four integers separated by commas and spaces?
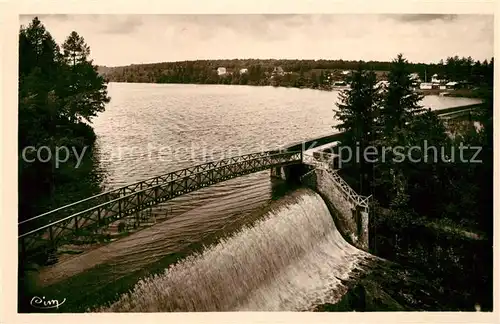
100, 190, 373, 312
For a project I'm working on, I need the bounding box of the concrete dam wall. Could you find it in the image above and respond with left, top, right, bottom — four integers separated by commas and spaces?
300, 167, 369, 251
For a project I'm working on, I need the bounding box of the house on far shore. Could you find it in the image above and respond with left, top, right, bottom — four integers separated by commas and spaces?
332, 80, 349, 88
409, 73, 421, 86
419, 82, 433, 90
446, 81, 460, 90
431, 73, 443, 84
375, 80, 389, 89
272, 66, 285, 76
217, 67, 227, 76
239, 68, 248, 74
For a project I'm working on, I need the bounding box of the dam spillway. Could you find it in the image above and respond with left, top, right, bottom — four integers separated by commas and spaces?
101, 190, 373, 312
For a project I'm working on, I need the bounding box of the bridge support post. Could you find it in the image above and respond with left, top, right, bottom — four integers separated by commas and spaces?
271, 164, 309, 183
20, 237, 26, 262
351, 204, 369, 251
46, 226, 58, 265
270, 167, 284, 180
135, 192, 142, 228
358, 208, 369, 251
97, 208, 101, 226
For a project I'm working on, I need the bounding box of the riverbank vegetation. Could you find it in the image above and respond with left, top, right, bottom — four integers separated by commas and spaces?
18, 17, 110, 222
332, 54, 493, 310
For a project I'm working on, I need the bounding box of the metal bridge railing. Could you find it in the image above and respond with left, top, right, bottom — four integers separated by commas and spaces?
19, 150, 302, 262
326, 169, 371, 209
19, 150, 296, 232
303, 152, 371, 209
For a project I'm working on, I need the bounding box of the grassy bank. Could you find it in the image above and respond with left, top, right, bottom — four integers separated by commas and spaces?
416, 88, 485, 99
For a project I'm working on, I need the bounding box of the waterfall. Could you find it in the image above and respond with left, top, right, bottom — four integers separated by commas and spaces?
100, 190, 372, 312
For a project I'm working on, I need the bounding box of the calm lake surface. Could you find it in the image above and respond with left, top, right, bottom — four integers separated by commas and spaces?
36, 83, 481, 311
93, 83, 480, 188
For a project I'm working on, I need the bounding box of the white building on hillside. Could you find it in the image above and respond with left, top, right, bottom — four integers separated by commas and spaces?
420, 82, 433, 90
375, 80, 389, 90
431, 73, 441, 84
409, 73, 421, 81
217, 67, 227, 76
239, 68, 248, 74
272, 66, 285, 76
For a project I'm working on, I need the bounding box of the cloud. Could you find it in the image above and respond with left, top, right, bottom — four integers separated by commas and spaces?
17, 14, 493, 66
98, 15, 144, 34
390, 14, 458, 22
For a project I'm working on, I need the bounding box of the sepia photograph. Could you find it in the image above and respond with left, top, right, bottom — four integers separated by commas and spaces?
12, 10, 494, 316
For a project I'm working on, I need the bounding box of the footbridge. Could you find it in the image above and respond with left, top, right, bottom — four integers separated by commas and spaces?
19, 150, 302, 262
18, 102, 483, 263
436, 102, 483, 122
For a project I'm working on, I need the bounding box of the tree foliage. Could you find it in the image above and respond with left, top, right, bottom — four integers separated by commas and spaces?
336, 54, 494, 310
334, 64, 382, 195
336, 53, 493, 235
98, 55, 494, 92
18, 17, 110, 221
382, 54, 425, 134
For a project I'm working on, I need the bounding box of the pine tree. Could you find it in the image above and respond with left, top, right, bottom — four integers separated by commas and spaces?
58, 31, 110, 123
62, 31, 90, 67
375, 54, 455, 210
334, 64, 382, 195
374, 54, 426, 206
382, 54, 425, 139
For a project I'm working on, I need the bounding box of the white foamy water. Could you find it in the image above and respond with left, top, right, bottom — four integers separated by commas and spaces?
101, 191, 372, 312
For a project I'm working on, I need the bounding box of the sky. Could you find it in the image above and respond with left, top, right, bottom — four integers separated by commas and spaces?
19, 14, 494, 67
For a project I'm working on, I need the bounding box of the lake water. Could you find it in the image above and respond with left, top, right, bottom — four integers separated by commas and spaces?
33, 83, 481, 312
92, 83, 480, 189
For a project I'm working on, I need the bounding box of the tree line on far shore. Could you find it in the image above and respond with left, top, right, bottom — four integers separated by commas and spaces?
98, 56, 494, 90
